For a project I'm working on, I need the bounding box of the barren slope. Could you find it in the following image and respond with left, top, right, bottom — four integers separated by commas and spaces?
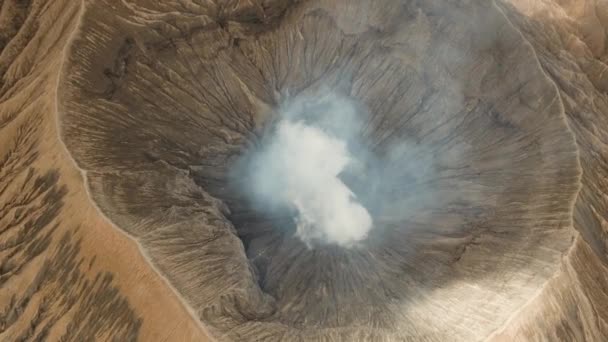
0, 1, 210, 340
1, 0, 607, 341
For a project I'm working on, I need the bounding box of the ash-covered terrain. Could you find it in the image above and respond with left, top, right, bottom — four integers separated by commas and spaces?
1, 0, 608, 341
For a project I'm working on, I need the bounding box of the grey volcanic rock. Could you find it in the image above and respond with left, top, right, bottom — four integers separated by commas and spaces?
0, 0, 569, 340
2, 0, 608, 340
58, 0, 585, 340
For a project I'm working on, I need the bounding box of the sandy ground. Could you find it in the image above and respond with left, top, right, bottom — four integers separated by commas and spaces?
0, 0, 209, 340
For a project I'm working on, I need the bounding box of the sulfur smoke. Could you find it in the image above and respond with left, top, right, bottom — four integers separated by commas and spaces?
238, 93, 374, 247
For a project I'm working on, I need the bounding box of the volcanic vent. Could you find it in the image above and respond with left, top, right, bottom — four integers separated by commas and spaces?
58, 0, 581, 340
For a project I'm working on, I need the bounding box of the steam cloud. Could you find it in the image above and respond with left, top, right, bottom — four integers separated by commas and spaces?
263, 120, 371, 246
240, 94, 374, 247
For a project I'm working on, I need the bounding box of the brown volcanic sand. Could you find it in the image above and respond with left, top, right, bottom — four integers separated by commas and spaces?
1, 0, 608, 341
0, 1, 209, 341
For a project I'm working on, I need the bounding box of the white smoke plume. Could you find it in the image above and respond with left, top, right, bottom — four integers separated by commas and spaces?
264, 120, 371, 246
240, 93, 374, 247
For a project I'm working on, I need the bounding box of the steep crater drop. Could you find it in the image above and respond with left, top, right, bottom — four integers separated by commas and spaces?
59, 0, 582, 340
